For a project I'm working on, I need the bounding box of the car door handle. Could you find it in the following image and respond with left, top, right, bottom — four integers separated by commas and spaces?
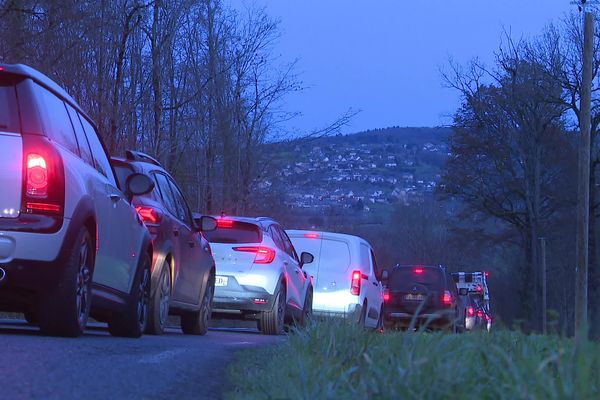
108, 194, 120, 202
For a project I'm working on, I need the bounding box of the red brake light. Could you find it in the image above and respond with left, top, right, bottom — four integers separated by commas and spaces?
0, 67, 4, 72
414, 267, 424, 274
383, 289, 391, 302
442, 290, 452, 306
217, 219, 234, 228
477, 309, 484, 318
467, 306, 475, 317
485, 271, 490, 278
233, 246, 276, 264
22, 135, 64, 216
485, 314, 491, 322
304, 233, 320, 239
27, 154, 48, 196
351, 270, 362, 295
135, 206, 161, 224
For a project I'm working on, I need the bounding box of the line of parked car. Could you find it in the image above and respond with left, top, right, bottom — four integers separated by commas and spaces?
0, 64, 490, 338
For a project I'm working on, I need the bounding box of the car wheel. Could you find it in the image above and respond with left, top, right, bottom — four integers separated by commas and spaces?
181, 272, 215, 336
39, 227, 94, 337
357, 301, 367, 328
147, 262, 171, 335
298, 288, 313, 327
108, 252, 151, 338
375, 307, 384, 333
259, 285, 286, 335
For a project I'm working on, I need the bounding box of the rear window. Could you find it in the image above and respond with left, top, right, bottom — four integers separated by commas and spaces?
389, 266, 444, 291
319, 239, 351, 271
0, 84, 20, 133
203, 221, 262, 244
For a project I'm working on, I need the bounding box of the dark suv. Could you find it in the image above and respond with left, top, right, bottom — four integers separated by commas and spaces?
382, 265, 465, 332
112, 151, 218, 335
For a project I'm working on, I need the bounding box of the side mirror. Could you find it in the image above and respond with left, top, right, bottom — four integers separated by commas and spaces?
193, 213, 217, 232
458, 288, 468, 296
125, 173, 154, 201
381, 270, 389, 283
300, 252, 314, 266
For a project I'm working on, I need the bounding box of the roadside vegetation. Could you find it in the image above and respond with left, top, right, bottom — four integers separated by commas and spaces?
227, 320, 599, 399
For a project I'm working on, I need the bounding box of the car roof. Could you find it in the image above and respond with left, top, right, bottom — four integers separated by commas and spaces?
286, 229, 373, 247
0, 63, 92, 124
111, 155, 168, 175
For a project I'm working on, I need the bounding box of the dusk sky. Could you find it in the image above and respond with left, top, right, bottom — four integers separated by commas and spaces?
231, 0, 575, 136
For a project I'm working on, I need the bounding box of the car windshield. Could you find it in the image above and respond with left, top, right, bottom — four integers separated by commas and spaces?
203, 221, 262, 244
389, 266, 444, 291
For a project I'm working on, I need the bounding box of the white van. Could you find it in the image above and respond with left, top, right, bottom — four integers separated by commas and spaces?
286, 230, 383, 329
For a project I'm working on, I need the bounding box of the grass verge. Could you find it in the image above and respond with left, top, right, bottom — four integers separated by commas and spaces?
227, 320, 599, 399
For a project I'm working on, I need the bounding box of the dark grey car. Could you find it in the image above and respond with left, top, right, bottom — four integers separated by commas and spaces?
112, 151, 218, 335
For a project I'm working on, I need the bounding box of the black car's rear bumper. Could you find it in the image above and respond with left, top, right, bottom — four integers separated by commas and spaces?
383, 309, 455, 328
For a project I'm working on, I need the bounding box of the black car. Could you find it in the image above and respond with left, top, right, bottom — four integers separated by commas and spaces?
112, 151, 218, 335
382, 265, 465, 332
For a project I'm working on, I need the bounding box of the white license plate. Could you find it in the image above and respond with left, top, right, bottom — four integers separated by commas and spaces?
404, 294, 425, 301
215, 276, 228, 287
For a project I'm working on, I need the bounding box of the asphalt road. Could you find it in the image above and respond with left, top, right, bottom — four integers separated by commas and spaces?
0, 319, 281, 400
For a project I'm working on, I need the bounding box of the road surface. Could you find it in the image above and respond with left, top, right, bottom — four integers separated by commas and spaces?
0, 319, 280, 399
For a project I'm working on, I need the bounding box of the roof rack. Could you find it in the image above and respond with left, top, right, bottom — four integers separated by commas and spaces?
125, 150, 162, 167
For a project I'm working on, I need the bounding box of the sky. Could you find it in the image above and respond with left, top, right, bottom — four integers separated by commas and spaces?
230, 1, 576, 136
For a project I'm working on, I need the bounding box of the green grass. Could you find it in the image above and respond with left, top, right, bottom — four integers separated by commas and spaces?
227, 320, 599, 400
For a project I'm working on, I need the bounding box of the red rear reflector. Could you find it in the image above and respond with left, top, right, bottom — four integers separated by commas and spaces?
26, 202, 62, 213
217, 219, 234, 228
467, 306, 475, 317
442, 290, 452, 306
350, 270, 362, 295
304, 233, 320, 239
414, 267, 424, 274
135, 206, 161, 224
383, 289, 391, 302
233, 246, 276, 264
27, 154, 48, 197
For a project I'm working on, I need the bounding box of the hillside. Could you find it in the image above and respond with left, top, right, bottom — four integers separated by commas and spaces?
262, 127, 452, 212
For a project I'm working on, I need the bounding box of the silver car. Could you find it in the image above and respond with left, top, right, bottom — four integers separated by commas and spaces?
204, 217, 314, 335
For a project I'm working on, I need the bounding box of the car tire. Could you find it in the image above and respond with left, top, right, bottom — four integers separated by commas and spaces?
259, 285, 286, 335
181, 272, 215, 336
357, 300, 367, 328
298, 288, 313, 327
108, 252, 151, 338
375, 307, 384, 333
146, 262, 171, 335
39, 227, 94, 338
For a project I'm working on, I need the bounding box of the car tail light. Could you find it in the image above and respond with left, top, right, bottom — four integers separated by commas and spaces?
414, 267, 424, 274
304, 233, 319, 239
442, 290, 452, 306
467, 306, 475, 317
233, 246, 276, 264
217, 219, 234, 228
21, 134, 64, 216
477, 309, 484, 318
135, 206, 161, 225
350, 270, 362, 295
485, 314, 491, 322
383, 289, 391, 302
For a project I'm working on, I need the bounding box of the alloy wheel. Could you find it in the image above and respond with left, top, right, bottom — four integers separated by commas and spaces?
75, 237, 92, 329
